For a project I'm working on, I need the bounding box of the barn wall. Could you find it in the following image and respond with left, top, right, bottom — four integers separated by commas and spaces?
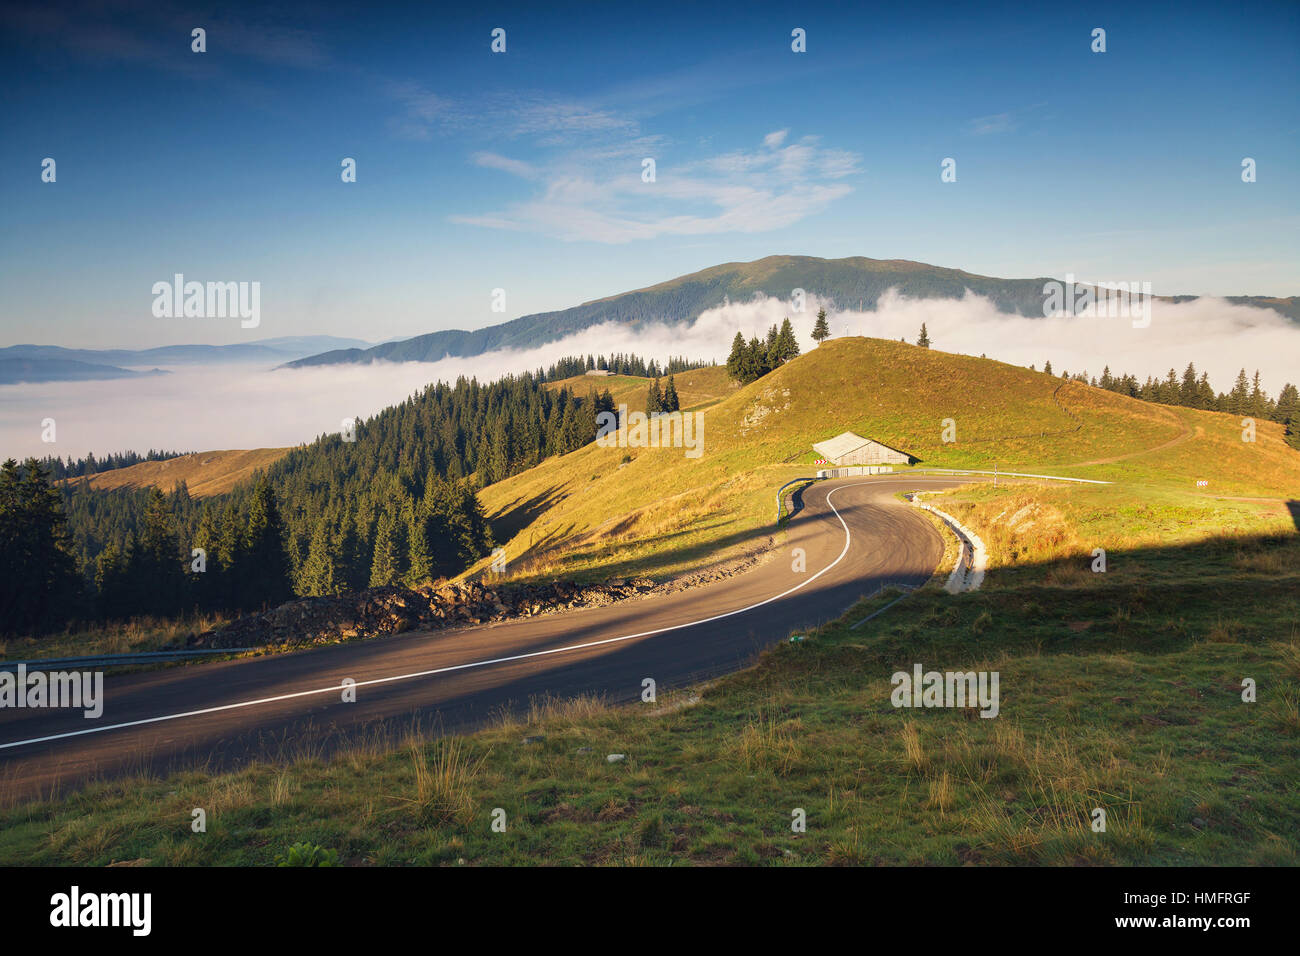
838, 442, 909, 465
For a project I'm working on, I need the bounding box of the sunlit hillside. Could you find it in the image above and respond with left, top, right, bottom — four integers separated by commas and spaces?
62, 448, 291, 497
474, 336, 1300, 583
545, 366, 736, 412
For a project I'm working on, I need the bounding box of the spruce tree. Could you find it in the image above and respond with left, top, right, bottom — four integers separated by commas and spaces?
244, 479, 293, 609
129, 486, 185, 617
646, 378, 663, 416
662, 374, 680, 412
764, 324, 780, 368
812, 309, 830, 345
726, 332, 747, 381
0, 459, 80, 634
776, 317, 800, 363
1275, 383, 1299, 426
916, 323, 931, 348
297, 516, 339, 596
369, 510, 401, 587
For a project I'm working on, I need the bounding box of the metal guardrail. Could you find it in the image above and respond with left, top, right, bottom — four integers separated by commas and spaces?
815, 465, 896, 478
0, 648, 254, 672
775, 477, 819, 524
850, 582, 918, 629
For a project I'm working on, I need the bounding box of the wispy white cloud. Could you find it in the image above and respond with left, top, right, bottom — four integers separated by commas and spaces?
506, 97, 637, 140
385, 88, 641, 144
966, 103, 1048, 136
968, 111, 1016, 135
472, 151, 538, 179
385, 82, 457, 140
452, 132, 862, 243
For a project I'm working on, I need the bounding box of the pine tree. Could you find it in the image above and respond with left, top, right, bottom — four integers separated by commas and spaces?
369, 510, 401, 587
1180, 363, 1199, 407
127, 486, 185, 617
1043, 360, 1052, 375
764, 324, 780, 368
812, 309, 830, 345
405, 502, 434, 587
483, 415, 509, 485
1162, 368, 1180, 405
94, 541, 130, 620
1275, 383, 1299, 425
1229, 369, 1251, 416
726, 332, 748, 380
646, 378, 663, 416
334, 511, 363, 592
662, 374, 680, 412
1249, 370, 1266, 419
1197, 372, 1216, 409
776, 317, 800, 363
243, 479, 293, 610
299, 516, 339, 596
1287, 418, 1300, 451
916, 323, 930, 348
0, 459, 81, 635
215, 503, 243, 573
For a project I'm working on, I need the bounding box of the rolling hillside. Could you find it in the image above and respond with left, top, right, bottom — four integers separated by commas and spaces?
474, 337, 1300, 584
545, 366, 736, 411
284, 255, 1300, 368
62, 448, 292, 498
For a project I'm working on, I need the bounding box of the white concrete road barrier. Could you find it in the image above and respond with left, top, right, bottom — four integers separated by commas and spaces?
911, 495, 988, 593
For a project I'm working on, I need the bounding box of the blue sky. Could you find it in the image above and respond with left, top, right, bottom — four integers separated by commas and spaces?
1, 0, 1297, 349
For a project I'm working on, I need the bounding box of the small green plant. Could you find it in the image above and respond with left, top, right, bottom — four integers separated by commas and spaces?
275, 842, 339, 867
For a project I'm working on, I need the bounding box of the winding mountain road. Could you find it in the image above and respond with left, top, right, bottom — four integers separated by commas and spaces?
0, 476, 979, 801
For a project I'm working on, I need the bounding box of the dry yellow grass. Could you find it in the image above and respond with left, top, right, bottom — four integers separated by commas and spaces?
62, 448, 290, 497
547, 366, 736, 412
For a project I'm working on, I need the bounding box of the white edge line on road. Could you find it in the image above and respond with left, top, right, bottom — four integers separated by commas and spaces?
5, 479, 962, 753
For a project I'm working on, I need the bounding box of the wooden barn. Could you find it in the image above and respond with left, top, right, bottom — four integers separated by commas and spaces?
813, 431, 912, 466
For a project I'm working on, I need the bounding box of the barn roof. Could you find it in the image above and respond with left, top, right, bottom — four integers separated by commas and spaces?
812, 431, 911, 459
813, 431, 872, 459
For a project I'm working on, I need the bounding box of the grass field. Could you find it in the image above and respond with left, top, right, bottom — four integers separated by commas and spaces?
3, 481, 1294, 865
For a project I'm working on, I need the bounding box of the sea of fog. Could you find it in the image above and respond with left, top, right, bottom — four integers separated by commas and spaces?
3, 293, 1297, 461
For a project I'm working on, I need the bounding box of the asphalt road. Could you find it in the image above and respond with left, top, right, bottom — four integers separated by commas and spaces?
0, 475, 977, 800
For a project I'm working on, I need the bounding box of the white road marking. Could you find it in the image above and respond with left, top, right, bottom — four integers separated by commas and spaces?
4, 480, 927, 753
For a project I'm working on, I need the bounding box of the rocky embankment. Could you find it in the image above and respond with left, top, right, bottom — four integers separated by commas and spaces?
170, 532, 778, 653
171, 578, 658, 651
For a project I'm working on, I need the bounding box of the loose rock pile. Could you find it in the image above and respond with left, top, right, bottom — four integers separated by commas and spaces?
173, 578, 658, 651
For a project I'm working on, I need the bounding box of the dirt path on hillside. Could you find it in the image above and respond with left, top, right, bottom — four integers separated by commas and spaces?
1068, 419, 1198, 467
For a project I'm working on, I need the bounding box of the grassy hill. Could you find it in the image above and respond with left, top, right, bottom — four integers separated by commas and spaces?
475, 337, 1299, 585
63, 448, 292, 498
545, 367, 736, 412
284, 255, 1300, 368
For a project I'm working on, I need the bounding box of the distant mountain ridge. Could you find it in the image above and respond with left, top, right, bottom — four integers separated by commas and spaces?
1, 336, 374, 384
0, 358, 168, 385
281, 255, 1300, 369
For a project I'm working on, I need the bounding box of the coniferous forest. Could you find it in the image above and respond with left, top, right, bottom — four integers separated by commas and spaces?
3, 353, 702, 638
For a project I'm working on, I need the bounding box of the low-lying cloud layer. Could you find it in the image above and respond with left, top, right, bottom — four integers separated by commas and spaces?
3, 292, 1295, 462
